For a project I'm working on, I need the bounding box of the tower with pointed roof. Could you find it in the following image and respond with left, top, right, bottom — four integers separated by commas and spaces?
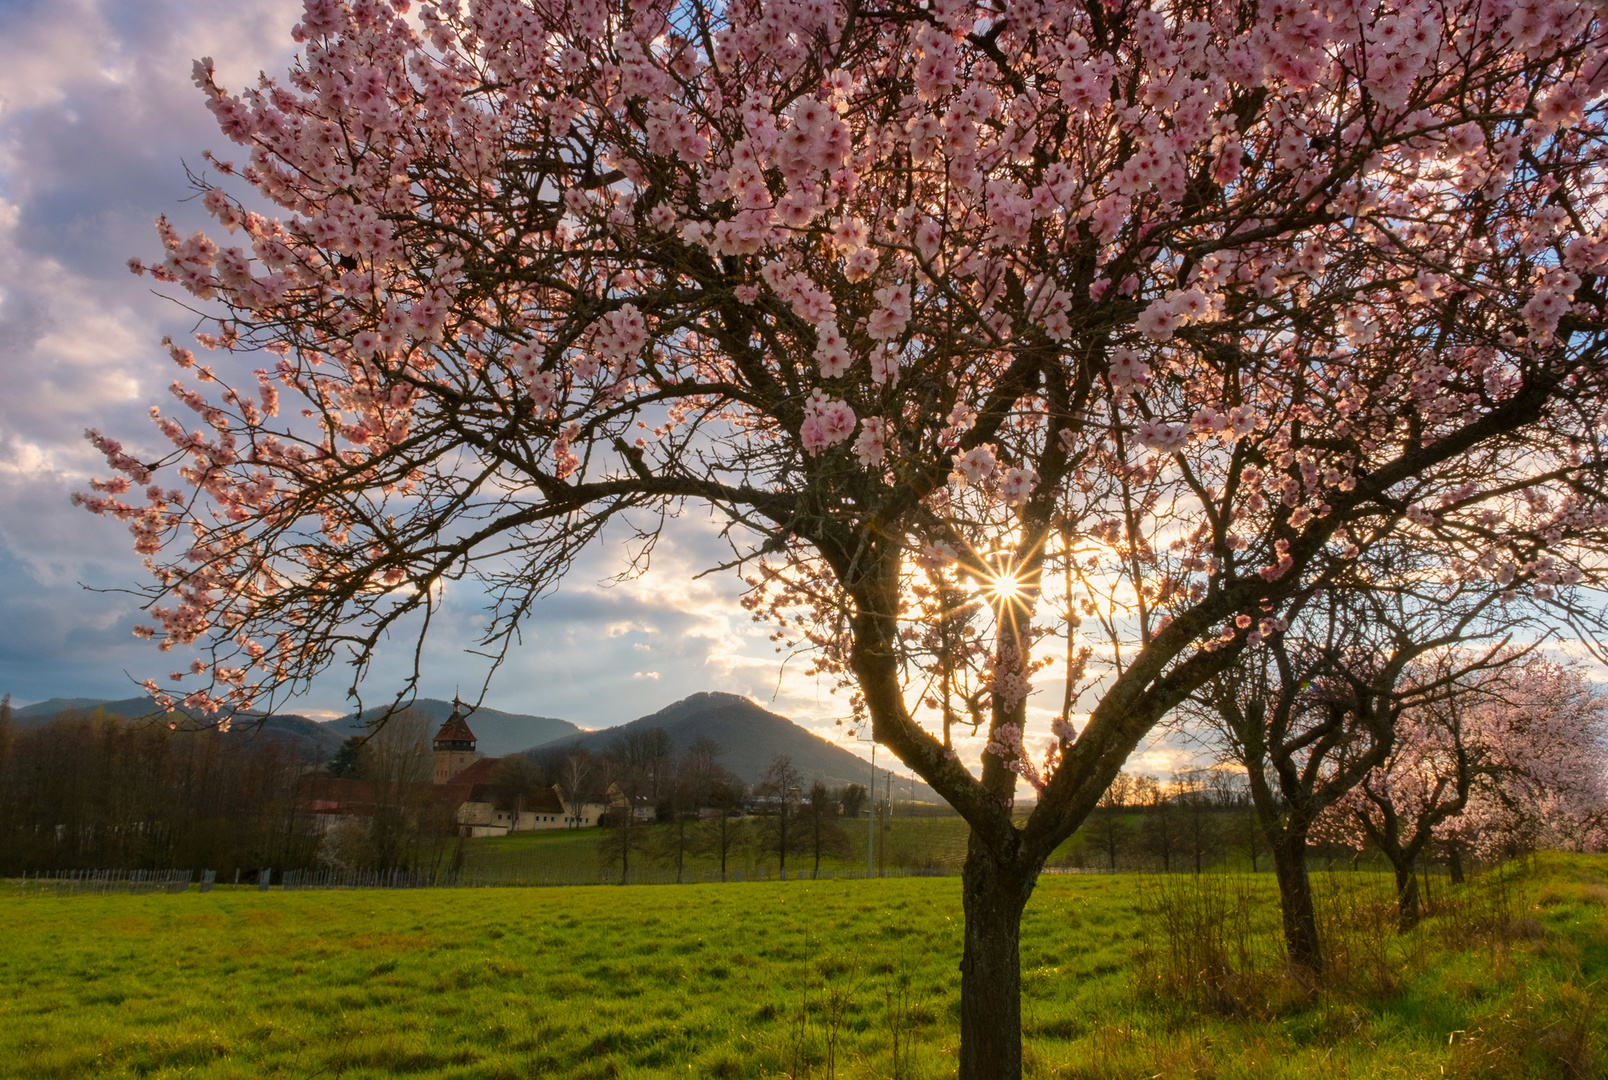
432, 701, 479, 785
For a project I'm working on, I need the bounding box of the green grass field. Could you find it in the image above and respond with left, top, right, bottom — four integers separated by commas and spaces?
2, 854, 1605, 1079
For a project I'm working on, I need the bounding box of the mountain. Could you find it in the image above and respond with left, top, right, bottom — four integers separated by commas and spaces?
14, 697, 114, 717
330, 698, 581, 757
528, 691, 938, 799
10, 696, 345, 764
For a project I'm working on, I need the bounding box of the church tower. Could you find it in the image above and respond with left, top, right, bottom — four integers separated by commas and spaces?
432, 703, 478, 784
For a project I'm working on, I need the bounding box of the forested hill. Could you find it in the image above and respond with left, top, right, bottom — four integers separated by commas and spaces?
11, 696, 344, 763
528, 692, 937, 799
330, 699, 581, 757
12, 691, 934, 798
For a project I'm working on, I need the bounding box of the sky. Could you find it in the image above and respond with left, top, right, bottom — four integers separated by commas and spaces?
0, 0, 1191, 776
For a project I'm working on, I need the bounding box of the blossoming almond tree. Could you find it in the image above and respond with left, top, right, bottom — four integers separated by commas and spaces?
1186, 553, 1532, 971
80, 0, 1608, 1072
1320, 654, 1608, 930
1430, 660, 1608, 864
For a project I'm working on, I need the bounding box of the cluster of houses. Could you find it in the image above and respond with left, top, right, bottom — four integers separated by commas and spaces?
304, 706, 628, 837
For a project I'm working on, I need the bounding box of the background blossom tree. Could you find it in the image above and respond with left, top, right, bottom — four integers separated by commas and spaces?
79, 0, 1608, 1072
1315, 655, 1608, 928
1188, 568, 1522, 972
1430, 660, 1608, 864
1311, 648, 1538, 930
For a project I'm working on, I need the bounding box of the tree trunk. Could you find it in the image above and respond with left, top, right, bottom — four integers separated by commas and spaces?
1270, 830, 1322, 978
1447, 842, 1464, 885
1390, 856, 1420, 931
957, 833, 1035, 1080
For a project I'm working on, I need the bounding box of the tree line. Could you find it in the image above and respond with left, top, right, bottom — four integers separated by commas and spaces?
518, 730, 869, 883
0, 696, 321, 876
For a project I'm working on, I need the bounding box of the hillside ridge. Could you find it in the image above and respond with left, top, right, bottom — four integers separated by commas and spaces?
330, 698, 582, 758
9, 695, 344, 763
528, 691, 937, 798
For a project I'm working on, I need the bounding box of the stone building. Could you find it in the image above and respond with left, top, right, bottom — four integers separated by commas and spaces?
431, 706, 480, 784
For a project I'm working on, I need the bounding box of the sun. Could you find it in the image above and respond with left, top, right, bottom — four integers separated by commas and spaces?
982, 549, 1033, 608
986, 569, 1025, 605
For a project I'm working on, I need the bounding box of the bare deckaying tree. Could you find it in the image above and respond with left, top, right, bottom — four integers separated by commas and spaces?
696, 778, 749, 882
803, 780, 852, 877
758, 755, 804, 878
555, 750, 594, 830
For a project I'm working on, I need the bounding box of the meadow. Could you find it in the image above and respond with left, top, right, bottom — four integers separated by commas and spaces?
460, 812, 984, 882
1, 854, 1605, 1079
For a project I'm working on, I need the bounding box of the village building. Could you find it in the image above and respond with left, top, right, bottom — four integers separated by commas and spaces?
432, 706, 481, 784
429, 708, 608, 835
300, 705, 610, 835
437, 756, 573, 836
603, 782, 658, 824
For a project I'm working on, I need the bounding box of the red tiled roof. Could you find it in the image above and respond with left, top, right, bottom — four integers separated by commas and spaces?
433, 712, 477, 744
432, 781, 477, 806
448, 756, 502, 786
525, 787, 566, 815
299, 776, 409, 814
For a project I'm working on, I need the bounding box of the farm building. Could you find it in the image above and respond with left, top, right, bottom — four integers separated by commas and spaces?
301, 708, 609, 836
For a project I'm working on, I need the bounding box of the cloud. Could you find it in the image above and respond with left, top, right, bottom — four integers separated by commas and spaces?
0, 0, 305, 704
0, 1, 877, 756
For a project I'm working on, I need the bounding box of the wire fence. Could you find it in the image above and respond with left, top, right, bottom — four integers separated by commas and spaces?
8, 868, 211, 896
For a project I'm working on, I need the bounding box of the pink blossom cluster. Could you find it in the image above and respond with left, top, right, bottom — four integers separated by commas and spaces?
1320, 659, 1608, 859
800, 390, 857, 455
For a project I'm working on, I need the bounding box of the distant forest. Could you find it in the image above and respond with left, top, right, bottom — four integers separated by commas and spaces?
0, 696, 324, 876
6, 694, 1586, 881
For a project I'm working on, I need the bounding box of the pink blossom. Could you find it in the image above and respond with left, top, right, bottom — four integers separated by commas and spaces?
830, 216, 868, 252
853, 417, 887, 466
843, 247, 879, 282
1136, 299, 1181, 341
1000, 467, 1038, 507
1108, 347, 1149, 390
868, 282, 911, 341
814, 322, 853, 378
801, 394, 856, 455
1134, 420, 1188, 452
950, 444, 998, 486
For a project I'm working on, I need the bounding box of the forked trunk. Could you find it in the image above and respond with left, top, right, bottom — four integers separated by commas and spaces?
1271, 830, 1322, 978
958, 831, 1036, 1080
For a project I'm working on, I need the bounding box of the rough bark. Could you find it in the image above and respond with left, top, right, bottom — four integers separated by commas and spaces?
1271, 828, 1322, 977
1369, 836, 1430, 930
958, 835, 1038, 1080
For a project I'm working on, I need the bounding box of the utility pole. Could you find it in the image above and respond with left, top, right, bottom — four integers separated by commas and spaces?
852, 728, 877, 879
868, 740, 876, 878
